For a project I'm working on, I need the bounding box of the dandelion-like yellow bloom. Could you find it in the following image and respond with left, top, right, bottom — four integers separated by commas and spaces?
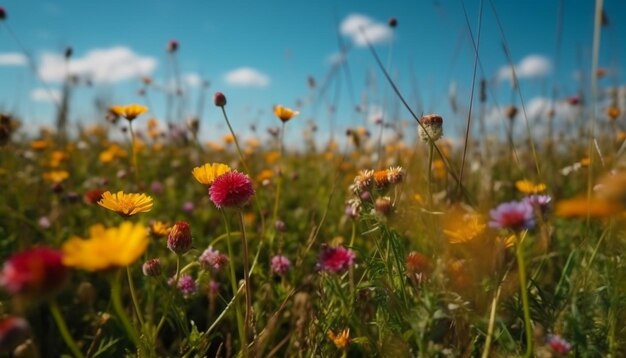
515, 179, 546, 194
43, 170, 70, 183
443, 210, 486, 244
99, 144, 127, 163
327, 329, 350, 349
97, 191, 153, 217
110, 104, 149, 121
273, 105, 299, 122
62, 221, 148, 271
48, 150, 68, 168
192, 163, 231, 186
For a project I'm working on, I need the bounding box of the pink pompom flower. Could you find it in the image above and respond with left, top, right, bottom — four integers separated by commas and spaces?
209, 171, 255, 209
317, 245, 356, 274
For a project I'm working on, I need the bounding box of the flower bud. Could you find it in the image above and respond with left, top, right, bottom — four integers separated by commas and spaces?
167, 221, 192, 254
418, 114, 443, 142
0, 316, 30, 353
375, 196, 393, 216
214, 92, 227, 107
142, 258, 162, 276
505, 106, 518, 120
0, 7, 6, 21
388, 17, 398, 28
167, 39, 179, 53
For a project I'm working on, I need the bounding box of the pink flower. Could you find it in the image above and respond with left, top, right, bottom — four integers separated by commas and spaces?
199, 246, 229, 271
169, 274, 197, 298
209, 171, 255, 209
317, 245, 356, 273
547, 335, 572, 355
0, 247, 68, 297
270, 255, 291, 275
489, 200, 535, 231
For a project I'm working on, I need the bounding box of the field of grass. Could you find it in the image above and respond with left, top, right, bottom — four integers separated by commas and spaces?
2, 2, 626, 358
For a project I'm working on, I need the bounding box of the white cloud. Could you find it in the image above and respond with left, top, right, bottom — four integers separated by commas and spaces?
340, 14, 393, 47
0, 53, 28, 66
38, 46, 157, 83
497, 55, 552, 82
224, 67, 270, 87
326, 51, 347, 65
30, 88, 61, 103
183, 73, 203, 87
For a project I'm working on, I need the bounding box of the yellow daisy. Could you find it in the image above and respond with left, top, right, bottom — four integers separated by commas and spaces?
515, 179, 546, 194
192, 163, 231, 186
273, 105, 299, 123
97, 191, 153, 217
62, 221, 148, 271
110, 104, 149, 121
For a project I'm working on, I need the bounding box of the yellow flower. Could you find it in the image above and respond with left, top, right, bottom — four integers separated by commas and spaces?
111, 104, 149, 121
273, 105, 299, 122
607, 106, 621, 120
62, 221, 148, 271
99, 144, 127, 163
256, 169, 274, 182
443, 211, 486, 244
223, 134, 235, 144
192, 163, 231, 186
30, 139, 52, 150
515, 179, 546, 194
149, 220, 171, 238
48, 150, 68, 168
43, 170, 69, 183
264, 151, 280, 164
97, 191, 153, 217
327, 329, 350, 349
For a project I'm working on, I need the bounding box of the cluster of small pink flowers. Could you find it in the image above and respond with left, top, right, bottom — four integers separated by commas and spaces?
199, 246, 229, 271
317, 245, 356, 274
270, 255, 292, 275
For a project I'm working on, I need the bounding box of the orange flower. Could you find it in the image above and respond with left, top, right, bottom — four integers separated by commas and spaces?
607, 106, 621, 121
555, 197, 623, 218
273, 105, 299, 122
43, 170, 69, 183
515, 179, 546, 194
327, 329, 350, 349
110, 104, 148, 121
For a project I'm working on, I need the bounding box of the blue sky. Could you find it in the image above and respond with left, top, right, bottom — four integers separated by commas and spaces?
1, 0, 625, 143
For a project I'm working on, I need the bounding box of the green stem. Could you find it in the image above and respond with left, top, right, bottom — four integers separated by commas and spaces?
427, 141, 435, 207
155, 255, 180, 336
481, 280, 504, 358
128, 120, 139, 181
239, 211, 253, 343
110, 272, 139, 346
126, 266, 145, 327
221, 210, 247, 357
50, 300, 85, 358
515, 233, 533, 357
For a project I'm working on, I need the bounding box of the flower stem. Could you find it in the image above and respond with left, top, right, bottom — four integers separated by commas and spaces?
155, 255, 180, 336
238, 211, 253, 340
110, 272, 139, 347
515, 233, 533, 357
126, 266, 145, 327
481, 280, 504, 358
128, 120, 139, 181
427, 141, 435, 207
50, 300, 85, 358
221, 210, 247, 357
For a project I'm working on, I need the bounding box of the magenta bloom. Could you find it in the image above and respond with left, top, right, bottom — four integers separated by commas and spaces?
199, 246, 229, 271
209, 171, 255, 209
0, 247, 68, 297
547, 335, 572, 355
270, 255, 292, 275
317, 245, 356, 273
489, 200, 535, 231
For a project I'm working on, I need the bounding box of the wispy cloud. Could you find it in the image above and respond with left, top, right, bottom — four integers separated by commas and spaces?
183, 73, 203, 87
0, 53, 28, 66
497, 54, 552, 81
340, 14, 393, 47
224, 67, 270, 88
38, 46, 157, 83
30, 88, 61, 103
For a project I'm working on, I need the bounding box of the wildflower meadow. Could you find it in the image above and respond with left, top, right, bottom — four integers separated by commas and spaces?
1, 1, 626, 357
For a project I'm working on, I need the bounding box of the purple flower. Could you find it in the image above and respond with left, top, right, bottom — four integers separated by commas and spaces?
150, 181, 164, 194
523, 195, 551, 214
489, 200, 535, 231
199, 246, 229, 271
169, 274, 197, 298
547, 334, 572, 355
270, 255, 291, 275
317, 245, 356, 273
